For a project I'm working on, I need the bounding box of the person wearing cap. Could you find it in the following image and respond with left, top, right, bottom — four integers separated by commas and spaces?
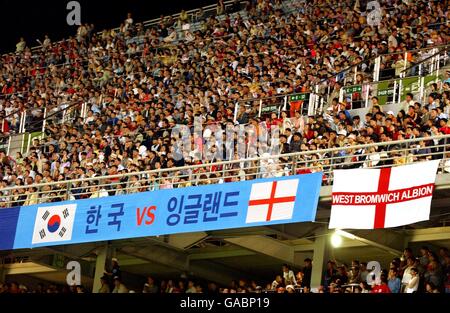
386, 110, 395, 118
285, 285, 295, 293
104, 257, 121, 280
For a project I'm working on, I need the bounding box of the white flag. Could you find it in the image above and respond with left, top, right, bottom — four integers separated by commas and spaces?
329, 160, 439, 229
32, 204, 77, 244
246, 179, 298, 223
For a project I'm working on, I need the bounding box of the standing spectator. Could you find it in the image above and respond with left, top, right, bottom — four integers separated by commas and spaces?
402, 257, 415, 291
388, 269, 401, 293
302, 258, 312, 288
15, 37, 26, 53
335, 265, 349, 286
424, 252, 443, 289
348, 260, 362, 284
216, 0, 225, 15
143, 276, 159, 293
124, 12, 134, 29
98, 276, 110, 293
186, 280, 197, 293
358, 263, 368, 284
323, 260, 337, 291
405, 268, 419, 293
0, 112, 10, 135
104, 257, 121, 280
371, 274, 391, 293
112, 277, 128, 293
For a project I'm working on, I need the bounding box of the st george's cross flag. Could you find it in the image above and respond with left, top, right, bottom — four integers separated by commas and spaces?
246, 179, 298, 223
329, 160, 439, 229
31, 204, 77, 244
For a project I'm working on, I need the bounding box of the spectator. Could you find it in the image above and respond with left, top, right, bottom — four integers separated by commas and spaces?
112, 277, 128, 293
271, 275, 283, 290
323, 260, 337, 291
282, 264, 296, 286
387, 269, 401, 293
104, 258, 121, 280
405, 268, 419, 293
143, 276, 159, 293
371, 274, 391, 293
98, 276, 110, 293
425, 282, 440, 293
15, 37, 26, 53
302, 258, 312, 288
216, 0, 225, 15
186, 280, 197, 293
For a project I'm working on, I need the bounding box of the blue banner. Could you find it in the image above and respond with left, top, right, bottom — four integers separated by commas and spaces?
0, 173, 322, 250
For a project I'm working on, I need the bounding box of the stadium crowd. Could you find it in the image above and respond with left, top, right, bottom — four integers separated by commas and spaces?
1, 245, 449, 293
0, 0, 449, 207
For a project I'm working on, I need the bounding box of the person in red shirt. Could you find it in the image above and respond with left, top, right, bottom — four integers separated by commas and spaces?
371, 274, 391, 293
266, 112, 282, 129
0, 113, 10, 135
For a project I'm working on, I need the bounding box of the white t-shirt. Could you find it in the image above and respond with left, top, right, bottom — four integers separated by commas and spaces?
402, 266, 413, 284
283, 270, 297, 286
405, 276, 419, 293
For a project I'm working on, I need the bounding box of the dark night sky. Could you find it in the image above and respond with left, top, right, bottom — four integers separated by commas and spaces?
0, 0, 218, 53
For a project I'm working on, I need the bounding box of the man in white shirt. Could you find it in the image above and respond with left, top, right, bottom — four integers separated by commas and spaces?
400, 93, 415, 112
282, 264, 297, 286
124, 13, 133, 29
401, 257, 415, 290
388, 29, 398, 48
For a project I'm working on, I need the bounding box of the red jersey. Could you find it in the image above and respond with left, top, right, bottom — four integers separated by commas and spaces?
371, 284, 391, 293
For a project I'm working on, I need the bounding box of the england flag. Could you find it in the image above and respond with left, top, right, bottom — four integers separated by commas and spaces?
32, 204, 77, 244
329, 160, 439, 229
245, 179, 298, 223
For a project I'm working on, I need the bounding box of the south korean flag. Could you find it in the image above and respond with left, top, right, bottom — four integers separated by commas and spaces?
32, 204, 77, 245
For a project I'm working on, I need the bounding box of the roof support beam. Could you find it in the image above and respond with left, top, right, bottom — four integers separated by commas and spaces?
335, 230, 402, 256
120, 244, 247, 285
406, 226, 450, 243
225, 235, 298, 265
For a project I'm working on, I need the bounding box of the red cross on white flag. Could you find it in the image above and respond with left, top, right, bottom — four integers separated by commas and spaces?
246, 179, 298, 223
329, 160, 440, 229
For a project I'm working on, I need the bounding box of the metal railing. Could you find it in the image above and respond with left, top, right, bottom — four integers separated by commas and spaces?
1, 134, 449, 208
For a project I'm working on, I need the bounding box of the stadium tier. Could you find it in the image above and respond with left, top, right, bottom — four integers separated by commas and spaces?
0, 0, 449, 296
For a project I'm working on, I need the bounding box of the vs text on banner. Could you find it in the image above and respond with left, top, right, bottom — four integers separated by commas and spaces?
0, 173, 322, 250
